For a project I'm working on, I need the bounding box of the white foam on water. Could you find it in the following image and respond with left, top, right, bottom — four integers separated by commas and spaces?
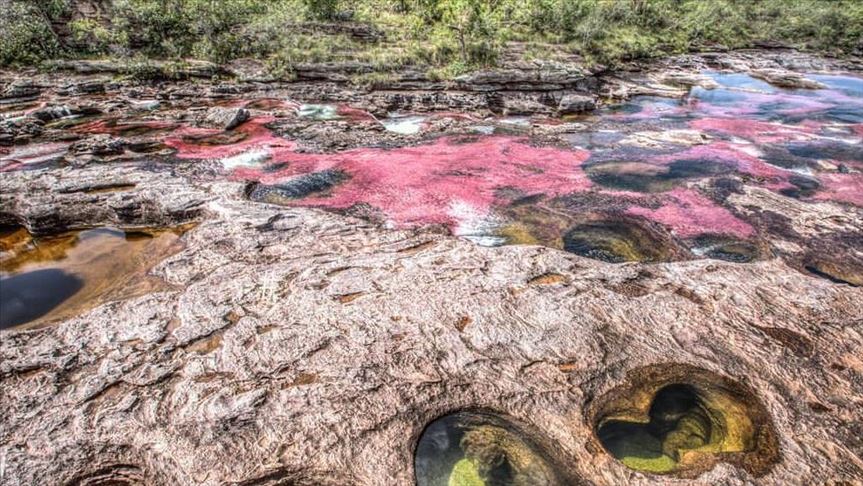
448, 200, 505, 247
297, 104, 339, 120
222, 147, 271, 169
382, 115, 427, 135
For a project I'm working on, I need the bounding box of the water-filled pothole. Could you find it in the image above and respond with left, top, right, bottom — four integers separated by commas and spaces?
246, 170, 351, 203
415, 411, 566, 486
591, 365, 779, 477
688, 235, 762, 263
585, 158, 732, 193
0, 225, 189, 330
562, 218, 681, 263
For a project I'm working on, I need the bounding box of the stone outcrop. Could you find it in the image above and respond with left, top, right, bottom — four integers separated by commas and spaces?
1, 157, 862, 485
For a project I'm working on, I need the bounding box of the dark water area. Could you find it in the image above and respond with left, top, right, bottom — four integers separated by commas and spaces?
0, 226, 186, 330
0, 269, 84, 329
597, 385, 713, 474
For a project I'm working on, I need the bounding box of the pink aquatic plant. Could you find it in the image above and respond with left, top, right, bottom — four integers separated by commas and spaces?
626, 188, 754, 239
814, 173, 863, 207
168, 118, 592, 228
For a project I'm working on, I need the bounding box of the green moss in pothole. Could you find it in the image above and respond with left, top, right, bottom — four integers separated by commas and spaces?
415, 411, 566, 486
592, 365, 780, 477
563, 218, 681, 263
598, 385, 714, 473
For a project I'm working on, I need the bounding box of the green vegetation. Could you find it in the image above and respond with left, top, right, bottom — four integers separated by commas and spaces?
2, 0, 861, 78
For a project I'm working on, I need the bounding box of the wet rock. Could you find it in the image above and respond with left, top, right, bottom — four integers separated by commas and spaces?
502, 97, 552, 115
557, 93, 597, 114
0, 162, 861, 485
659, 71, 721, 90
30, 105, 75, 122
0, 165, 207, 235
247, 170, 350, 202
30, 104, 101, 122
0, 116, 44, 143
750, 69, 826, 89
69, 134, 126, 156
202, 107, 250, 130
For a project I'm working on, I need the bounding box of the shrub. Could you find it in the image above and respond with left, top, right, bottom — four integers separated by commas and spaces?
0, 2, 62, 66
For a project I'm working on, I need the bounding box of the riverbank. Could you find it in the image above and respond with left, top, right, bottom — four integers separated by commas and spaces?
2, 47, 863, 485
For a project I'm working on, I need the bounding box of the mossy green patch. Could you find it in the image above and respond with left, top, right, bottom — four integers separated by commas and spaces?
448, 459, 485, 486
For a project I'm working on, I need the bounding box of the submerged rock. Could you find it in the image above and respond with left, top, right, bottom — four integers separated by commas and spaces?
247, 170, 350, 203
562, 218, 682, 263
750, 69, 826, 89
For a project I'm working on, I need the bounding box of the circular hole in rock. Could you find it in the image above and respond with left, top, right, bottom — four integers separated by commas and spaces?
563, 218, 681, 263
591, 365, 780, 477
415, 411, 566, 486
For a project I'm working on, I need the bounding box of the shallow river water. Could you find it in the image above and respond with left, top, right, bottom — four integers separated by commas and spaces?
1, 71, 862, 332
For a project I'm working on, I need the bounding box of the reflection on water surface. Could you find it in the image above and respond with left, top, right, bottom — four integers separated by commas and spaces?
0, 226, 188, 330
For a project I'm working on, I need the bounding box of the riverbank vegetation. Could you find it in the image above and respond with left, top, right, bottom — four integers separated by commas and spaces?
2, 0, 861, 77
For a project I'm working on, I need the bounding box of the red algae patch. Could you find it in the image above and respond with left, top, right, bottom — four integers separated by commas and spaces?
626, 189, 754, 239
166, 116, 292, 161
813, 173, 863, 207
169, 118, 592, 229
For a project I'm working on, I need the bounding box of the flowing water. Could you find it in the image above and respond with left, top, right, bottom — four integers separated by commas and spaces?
3, 71, 862, 288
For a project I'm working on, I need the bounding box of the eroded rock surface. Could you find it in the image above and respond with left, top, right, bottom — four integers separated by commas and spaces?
1, 161, 862, 485
1, 50, 863, 485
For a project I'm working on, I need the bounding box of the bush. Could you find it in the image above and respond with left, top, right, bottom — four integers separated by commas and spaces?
2, 0, 861, 74
303, 0, 342, 20
0, 2, 62, 66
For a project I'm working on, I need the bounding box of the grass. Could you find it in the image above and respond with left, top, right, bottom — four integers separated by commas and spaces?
1, 0, 861, 80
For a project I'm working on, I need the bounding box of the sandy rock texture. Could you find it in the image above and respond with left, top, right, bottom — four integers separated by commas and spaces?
1, 160, 862, 485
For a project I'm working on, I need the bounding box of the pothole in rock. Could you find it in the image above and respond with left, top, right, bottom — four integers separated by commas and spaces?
585, 158, 733, 193
591, 365, 780, 477
246, 170, 351, 203
0, 225, 190, 330
415, 411, 568, 486
562, 218, 682, 263
687, 235, 763, 263
803, 256, 863, 286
